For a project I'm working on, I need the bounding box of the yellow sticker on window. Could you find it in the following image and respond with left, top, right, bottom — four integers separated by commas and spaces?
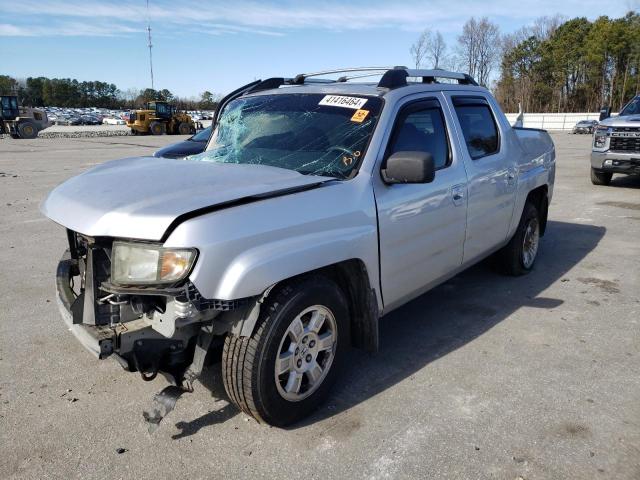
351, 109, 370, 123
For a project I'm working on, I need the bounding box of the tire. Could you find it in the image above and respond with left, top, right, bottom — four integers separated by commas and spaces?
17, 121, 37, 139
149, 121, 166, 135
178, 122, 191, 135
222, 276, 349, 427
590, 168, 612, 186
496, 201, 540, 276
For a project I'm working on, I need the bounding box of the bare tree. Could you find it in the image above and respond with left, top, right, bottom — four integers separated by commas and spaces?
457, 17, 500, 85
410, 29, 430, 69
530, 14, 565, 41
427, 31, 447, 69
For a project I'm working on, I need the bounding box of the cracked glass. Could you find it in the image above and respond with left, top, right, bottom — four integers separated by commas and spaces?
187, 94, 383, 179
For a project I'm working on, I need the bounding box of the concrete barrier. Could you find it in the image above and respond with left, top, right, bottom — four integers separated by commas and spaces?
504, 112, 616, 131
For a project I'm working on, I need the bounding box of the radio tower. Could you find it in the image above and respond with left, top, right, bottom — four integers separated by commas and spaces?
146, 0, 154, 89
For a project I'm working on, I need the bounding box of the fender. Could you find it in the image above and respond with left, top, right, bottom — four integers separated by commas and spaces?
200, 226, 379, 302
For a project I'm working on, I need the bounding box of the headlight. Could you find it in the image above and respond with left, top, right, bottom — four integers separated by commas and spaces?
111, 242, 197, 285
593, 126, 609, 150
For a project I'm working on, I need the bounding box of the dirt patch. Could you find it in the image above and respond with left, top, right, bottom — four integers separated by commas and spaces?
559, 422, 591, 439
577, 277, 620, 294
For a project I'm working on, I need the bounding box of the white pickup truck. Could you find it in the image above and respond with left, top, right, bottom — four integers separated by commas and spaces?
591, 95, 640, 185
43, 67, 556, 427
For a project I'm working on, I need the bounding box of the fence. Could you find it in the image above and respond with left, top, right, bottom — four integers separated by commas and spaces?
503, 112, 614, 131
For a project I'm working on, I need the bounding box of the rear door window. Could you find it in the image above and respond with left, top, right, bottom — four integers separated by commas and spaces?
452, 97, 499, 159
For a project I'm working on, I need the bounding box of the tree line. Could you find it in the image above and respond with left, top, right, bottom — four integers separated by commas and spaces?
410, 11, 639, 112
0, 75, 219, 110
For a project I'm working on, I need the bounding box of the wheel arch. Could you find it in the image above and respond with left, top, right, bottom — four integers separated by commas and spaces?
219, 259, 380, 352
525, 185, 549, 236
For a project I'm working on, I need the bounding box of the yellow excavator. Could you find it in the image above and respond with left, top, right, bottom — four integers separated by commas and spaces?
127, 101, 195, 135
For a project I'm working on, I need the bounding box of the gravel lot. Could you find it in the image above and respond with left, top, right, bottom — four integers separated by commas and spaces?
0, 133, 638, 479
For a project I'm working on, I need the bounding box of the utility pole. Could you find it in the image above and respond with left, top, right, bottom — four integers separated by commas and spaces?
146, 0, 154, 90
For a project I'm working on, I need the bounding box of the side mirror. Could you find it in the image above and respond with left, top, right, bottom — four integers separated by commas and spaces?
382, 151, 435, 184
599, 106, 611, 121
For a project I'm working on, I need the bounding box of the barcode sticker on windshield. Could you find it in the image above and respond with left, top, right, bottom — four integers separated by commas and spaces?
319, 95, 368, 110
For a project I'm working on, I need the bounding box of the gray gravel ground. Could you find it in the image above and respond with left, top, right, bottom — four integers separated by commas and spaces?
0, 133, 638, 479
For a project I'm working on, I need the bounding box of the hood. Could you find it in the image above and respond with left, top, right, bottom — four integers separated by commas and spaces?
153, 139, 206, 159
599, 114, 640, 128
42, 156, 332, 241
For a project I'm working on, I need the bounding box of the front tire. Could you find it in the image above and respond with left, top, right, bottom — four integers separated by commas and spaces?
590, 168, 612, 186
149, 121, 166, 135
222, 276, 348, 427
497, 201, 540, 276
178, 122, 191, 135
17, 121, 38, 139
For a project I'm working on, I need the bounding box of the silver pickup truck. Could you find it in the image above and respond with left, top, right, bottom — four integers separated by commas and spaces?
591, 95, 640, 185
42, 67, 555, 427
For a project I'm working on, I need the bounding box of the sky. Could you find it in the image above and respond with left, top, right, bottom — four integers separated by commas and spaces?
1, 0, 637, 98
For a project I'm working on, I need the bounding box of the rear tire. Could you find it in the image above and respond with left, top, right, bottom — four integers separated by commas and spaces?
496, 201, 540, 276
178, 122, 191, 135
222, 276, 349, 427
590, 168, 612, 186
149, 121, 166, 135
17, 121, 37, 139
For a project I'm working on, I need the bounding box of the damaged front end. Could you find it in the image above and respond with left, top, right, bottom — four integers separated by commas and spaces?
56, 230, 246, 387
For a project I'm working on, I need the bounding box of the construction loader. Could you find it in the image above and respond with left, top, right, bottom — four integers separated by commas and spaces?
127, 101, 195, 135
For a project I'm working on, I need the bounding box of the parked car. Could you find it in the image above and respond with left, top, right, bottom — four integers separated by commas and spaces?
103, 117, 126, 125
572, 119, 598, 134
153, 126, 211, 158
42, 67, 555, 427
591, 95, 640, 185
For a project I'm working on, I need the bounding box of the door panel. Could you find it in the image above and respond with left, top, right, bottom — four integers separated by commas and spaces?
374, 96, 468, 311
448, 94, 517, 264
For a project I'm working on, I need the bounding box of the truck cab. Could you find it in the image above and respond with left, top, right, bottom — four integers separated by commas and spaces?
42, 67, 555, 427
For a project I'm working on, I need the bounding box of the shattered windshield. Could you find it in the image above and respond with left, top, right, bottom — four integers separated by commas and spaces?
187, 93, 383, 179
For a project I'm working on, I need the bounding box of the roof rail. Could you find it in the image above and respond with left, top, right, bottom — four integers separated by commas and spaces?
378, 68, 479, 88
292, 66, 403, 85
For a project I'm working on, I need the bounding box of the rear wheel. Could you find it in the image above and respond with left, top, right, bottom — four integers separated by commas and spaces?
222, 276, 348, 427
178, 122, 191, 135
17, 121, 37, 139
497, 201, 540, 276
149, 121, 166, 135
590, 168, 612, 186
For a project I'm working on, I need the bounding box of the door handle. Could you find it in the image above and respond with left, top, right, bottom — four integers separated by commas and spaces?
451, 184, 466, 206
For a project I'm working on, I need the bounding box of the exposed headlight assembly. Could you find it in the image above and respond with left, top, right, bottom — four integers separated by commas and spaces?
593, 126, 610, 150
112, 242, 197, 285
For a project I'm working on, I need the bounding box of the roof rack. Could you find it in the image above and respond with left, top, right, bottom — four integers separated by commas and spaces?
291, 67, 401, 85
289, 66, 479, 88
378, 68, 479, 88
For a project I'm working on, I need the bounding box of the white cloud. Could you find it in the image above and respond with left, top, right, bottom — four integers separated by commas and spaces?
0, 0, 633, 37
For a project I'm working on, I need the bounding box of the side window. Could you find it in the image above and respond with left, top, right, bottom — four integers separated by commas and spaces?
453, 97, 499, 159
387, 101, 450, 170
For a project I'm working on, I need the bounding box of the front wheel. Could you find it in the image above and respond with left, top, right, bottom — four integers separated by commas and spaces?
17, 121, 38, 139
222, 276, 349, 427
149, 121, 166, 135
496, 201, 540, 276
178, 122, 191, 135
590, 168, 612, 186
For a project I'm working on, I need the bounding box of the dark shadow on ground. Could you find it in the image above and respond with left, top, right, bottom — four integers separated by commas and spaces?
609, 174, 640, 189
184, 220, 604, 432
295, 220, 605, 427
